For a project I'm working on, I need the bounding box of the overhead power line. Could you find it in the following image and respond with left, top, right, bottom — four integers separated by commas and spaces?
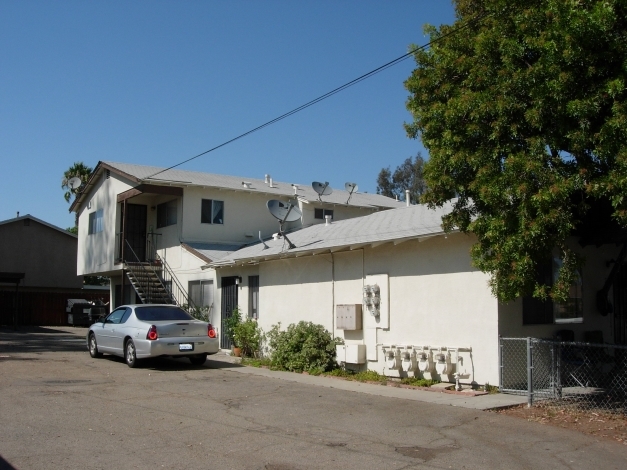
145, 12, 491, 180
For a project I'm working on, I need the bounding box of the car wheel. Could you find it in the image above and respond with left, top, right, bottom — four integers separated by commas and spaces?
125, 339, 139, 368
189, 353, 207, 366
88, 333, 102, 358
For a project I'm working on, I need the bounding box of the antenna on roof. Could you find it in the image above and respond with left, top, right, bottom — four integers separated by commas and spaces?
266, 200, 302, 249
312, 181, 332, 202
68, 177, 82, 190
345, 182, 358, 204
258, 230, 268, 250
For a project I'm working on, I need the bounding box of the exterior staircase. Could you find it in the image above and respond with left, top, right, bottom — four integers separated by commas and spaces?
125, 262, 175, 305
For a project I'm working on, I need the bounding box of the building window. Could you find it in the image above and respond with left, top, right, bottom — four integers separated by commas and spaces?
314, 208, 333, 220
523, 257, 583, 325
157, 200, 177, 228
189, 280, 214, 310
88, 209, 104, 234
249, 276, 259, 319
201, 199, 224, 225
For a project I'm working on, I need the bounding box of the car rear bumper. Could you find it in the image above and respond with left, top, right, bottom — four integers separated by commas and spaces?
135, 337, 220, 359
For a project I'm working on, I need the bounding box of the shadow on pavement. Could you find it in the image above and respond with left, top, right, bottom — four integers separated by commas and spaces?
0, 327, 87, 354
0, 454, 17, 470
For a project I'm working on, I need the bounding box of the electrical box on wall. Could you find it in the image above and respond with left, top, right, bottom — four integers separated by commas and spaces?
336, 304, 362, 330
345, 344, 366, 364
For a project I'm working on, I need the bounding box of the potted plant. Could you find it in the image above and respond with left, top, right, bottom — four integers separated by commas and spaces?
232, 318, 262, 358
224, 308, 242, 356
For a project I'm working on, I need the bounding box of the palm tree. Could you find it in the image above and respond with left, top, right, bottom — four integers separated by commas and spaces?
62, 162, 93, 204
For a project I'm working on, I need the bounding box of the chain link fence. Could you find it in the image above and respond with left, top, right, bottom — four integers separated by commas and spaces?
500, 337, 627, 414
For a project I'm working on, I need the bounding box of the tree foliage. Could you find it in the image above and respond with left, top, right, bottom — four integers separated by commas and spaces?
376, 153, 427, 203
405, 0, 627, 302
62, 162, 93, 204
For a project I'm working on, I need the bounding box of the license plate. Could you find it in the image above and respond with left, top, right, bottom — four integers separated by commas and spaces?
179, 343, 193, 351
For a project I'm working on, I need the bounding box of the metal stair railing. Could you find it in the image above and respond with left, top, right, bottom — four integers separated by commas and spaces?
153, 250, 198, 312
124, 240, 174, 305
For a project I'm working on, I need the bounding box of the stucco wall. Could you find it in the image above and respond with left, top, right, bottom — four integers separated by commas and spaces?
76, 172, 134, 276
0, 219, 82, 288
217, 232, 501, 385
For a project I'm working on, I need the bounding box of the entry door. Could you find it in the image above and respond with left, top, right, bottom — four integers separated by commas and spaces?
220, 277, 238, 349
124, 204, 147, 262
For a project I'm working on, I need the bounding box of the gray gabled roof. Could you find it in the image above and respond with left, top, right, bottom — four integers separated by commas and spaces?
209, 201, 456, 267
100, 161, 402, 209
182, 242, 243, 263
0, 214, 77, 239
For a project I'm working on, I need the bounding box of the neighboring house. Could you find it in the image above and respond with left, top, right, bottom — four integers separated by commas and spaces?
208, 202, 624, 386
69, 161, 402, 344
0, 214, 108, 326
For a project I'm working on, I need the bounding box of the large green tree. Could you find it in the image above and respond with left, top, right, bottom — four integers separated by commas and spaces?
405, 0, 627, 302
376, 153, 427, 203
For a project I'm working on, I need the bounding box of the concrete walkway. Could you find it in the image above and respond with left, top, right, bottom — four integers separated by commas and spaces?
209, 353, 529, 411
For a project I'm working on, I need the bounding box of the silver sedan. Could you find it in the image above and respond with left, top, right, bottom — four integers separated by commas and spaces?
86, 304, 219, 367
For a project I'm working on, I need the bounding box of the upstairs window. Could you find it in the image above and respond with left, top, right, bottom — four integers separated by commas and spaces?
88, 209, 103, 234
314, 208, 333, 220
157, 200, 177, 228
201, 199, 224, 225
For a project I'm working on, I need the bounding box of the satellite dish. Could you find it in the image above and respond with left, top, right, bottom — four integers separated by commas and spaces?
345, 182, 358, 204
267, 200, 302, 222
312, 181, 332, 201
266, 200, 301, 250
68, 177, 82, 190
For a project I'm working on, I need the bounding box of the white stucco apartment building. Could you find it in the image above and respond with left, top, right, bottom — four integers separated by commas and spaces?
209, 202, 623, 386
69, 161, 402, 348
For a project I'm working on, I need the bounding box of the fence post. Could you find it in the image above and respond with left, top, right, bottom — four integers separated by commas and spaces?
499, 335, 503, 391
527, 337, 533, 408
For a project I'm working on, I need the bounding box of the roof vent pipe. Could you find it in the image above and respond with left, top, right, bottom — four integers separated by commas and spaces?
325, 215, 332, 226
265, 174, 270, 184
405, 190, 410, 207
269, 177, 274, 188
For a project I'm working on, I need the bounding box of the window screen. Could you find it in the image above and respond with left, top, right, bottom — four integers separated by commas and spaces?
157, 200, 177, 228
201, 199, 224, 225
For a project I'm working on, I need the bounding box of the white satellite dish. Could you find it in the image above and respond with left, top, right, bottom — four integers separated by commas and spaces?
68, 177, 82, 190
267, 200, 302, 223
345, 182, 358, 204
312, 181, 332, 201
266, 199, 301, 249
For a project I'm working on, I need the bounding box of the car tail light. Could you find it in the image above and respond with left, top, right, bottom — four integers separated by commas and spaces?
146, 325, 158, 340
207, 324, 217, 339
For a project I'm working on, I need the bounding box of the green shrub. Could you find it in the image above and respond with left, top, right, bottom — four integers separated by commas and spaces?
400, 377, 439, 387
232, 318, 262, 357
266, 321, 342, 373
353, 370, 387, 383
223, 308, 242, 346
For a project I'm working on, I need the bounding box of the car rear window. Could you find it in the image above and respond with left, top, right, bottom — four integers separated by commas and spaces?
134, 306, 194, 321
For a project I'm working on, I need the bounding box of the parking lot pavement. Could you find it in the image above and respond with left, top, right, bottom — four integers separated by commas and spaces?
1, 328, 627, 470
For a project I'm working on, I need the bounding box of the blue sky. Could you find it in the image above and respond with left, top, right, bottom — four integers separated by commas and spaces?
0, 1, 455, 229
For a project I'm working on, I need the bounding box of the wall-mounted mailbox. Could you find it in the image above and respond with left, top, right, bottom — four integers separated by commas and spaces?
336, 304, 362, 330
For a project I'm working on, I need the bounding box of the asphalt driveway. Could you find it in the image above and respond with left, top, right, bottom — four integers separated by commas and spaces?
1, 326, 626, 470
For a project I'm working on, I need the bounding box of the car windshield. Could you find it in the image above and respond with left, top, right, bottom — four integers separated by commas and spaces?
134, 306, 194, 322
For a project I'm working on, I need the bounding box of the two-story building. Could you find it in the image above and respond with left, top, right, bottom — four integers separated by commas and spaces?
69, 161, 402, 346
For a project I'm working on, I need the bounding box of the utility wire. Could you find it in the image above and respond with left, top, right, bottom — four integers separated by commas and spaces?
144, 12, 492, 180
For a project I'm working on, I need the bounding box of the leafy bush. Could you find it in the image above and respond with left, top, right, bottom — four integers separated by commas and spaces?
400, 377, 439, 387
223, 308, 242, 346
232, 318, 262, 357
266, 322, 342, 373
182, 304, 212, 323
